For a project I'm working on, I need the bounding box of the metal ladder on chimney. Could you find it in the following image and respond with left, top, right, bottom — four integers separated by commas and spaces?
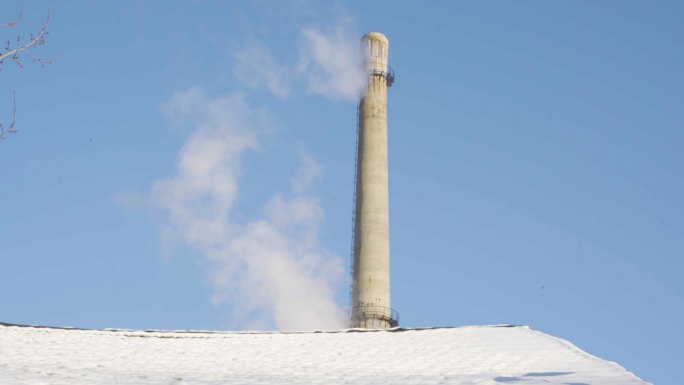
348, 103, 361, 312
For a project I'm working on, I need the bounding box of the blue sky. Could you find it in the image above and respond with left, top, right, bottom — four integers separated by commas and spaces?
1, 1, 682, 384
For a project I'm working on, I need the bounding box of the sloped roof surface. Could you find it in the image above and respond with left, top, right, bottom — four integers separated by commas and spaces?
0, 323, 648, 385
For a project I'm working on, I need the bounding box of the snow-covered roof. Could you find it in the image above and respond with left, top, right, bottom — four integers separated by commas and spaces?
0, 322, 648, 385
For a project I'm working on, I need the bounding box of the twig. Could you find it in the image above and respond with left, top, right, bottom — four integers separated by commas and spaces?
1, 9, 52, 140
0, 10, 50, 65
0, 91, 17, 139
0, 7, 23, 28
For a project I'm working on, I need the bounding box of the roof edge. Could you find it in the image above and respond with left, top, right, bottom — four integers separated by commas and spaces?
0, 321, 524, 335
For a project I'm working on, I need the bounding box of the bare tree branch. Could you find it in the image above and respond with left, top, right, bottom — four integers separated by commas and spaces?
0, 91, 16, 140
0, 10, 51, 66
0, 7, 23, 28
1, 9, 52, 140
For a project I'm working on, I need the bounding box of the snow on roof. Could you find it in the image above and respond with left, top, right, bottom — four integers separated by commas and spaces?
0, 323, 648, 385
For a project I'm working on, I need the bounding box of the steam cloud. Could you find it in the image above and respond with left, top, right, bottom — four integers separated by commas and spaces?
153, 18, 367, 330
297, 24, 366, 101
234, 21, 366, 101
234, 39, 291, 99
153, 88, 346, 330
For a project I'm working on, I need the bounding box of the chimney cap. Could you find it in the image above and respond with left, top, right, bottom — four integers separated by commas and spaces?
361, 32, 389, 44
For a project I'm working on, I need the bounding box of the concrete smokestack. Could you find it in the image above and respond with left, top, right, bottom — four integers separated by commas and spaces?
350, 32, 397, 328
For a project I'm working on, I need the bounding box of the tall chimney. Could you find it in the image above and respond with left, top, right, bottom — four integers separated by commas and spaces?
351, 32, 397, 329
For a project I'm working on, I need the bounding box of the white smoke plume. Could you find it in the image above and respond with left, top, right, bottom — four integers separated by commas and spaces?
298, 23, 366, 101
153, 87, 346, 330
232, 19, 366, 101
234, 39, 291, 99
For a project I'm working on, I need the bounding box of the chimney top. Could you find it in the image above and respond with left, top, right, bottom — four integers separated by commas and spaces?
361, 32, 389, 44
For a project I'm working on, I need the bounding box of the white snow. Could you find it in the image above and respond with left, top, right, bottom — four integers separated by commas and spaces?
0, 323, 649, 385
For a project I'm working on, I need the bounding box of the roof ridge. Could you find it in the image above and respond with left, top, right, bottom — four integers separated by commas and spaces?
0, 321, 525, 334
